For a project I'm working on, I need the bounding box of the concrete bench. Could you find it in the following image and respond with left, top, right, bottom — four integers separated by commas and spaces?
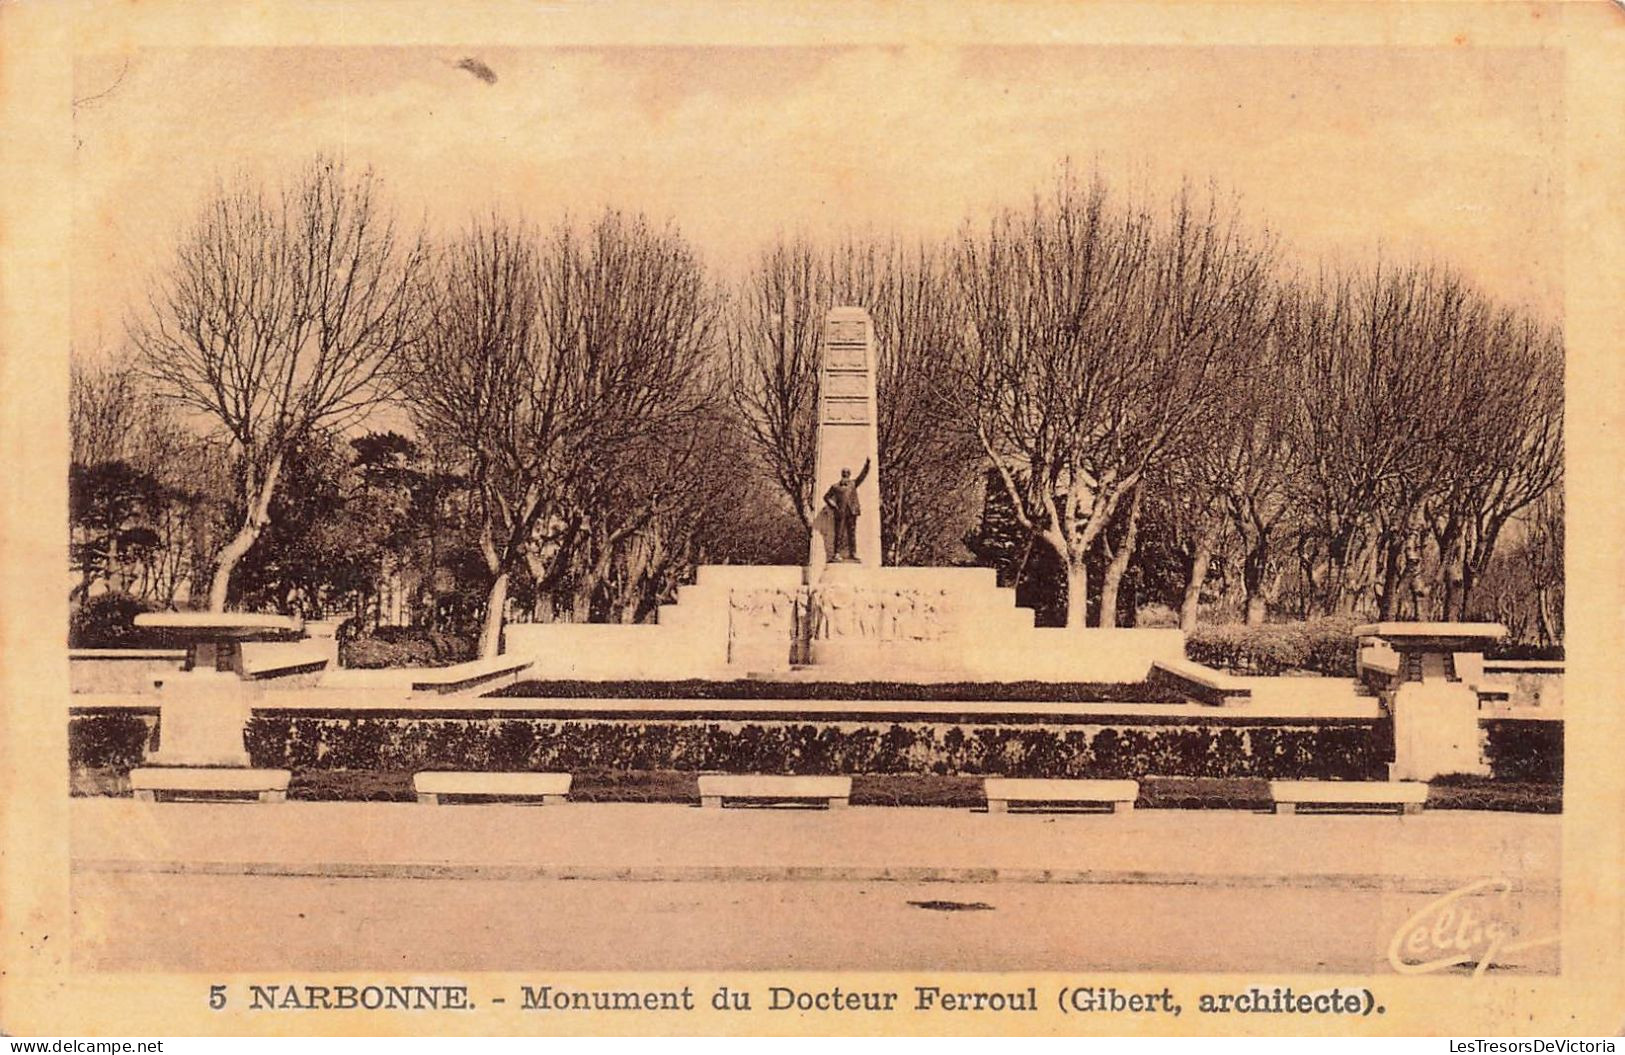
984, 778, 1140, 814
413, 771, 572, 805
130, 766, 291, 803
409, 656, 534, 696
1269, 780, 1428, 815
697, 774, 851, 809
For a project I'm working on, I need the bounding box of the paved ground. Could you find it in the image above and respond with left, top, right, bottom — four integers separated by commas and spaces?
72, 873, 1560, 975
70, 800, 1560, 974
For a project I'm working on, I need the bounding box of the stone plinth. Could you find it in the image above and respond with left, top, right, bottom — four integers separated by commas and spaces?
146, 670, 258, 767
1355, 622, 1505, 781
506, 564, 1186, 684
132, 612, 305, 771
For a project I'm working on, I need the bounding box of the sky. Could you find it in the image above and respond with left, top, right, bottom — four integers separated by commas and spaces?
70, 43, 1564, 355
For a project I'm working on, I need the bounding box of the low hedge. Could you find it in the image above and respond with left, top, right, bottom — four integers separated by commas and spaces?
492, 679, 1182, 703
67, 712, 1559, 784
1482, 719, 1563, 783
69, 713, 154, 768
1186, 617, 1362, 677
1483, 642, 1565, 662
227, 715, 1385, 780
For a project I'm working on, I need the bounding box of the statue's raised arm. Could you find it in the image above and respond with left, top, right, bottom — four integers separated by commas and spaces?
855, 457, 871, 487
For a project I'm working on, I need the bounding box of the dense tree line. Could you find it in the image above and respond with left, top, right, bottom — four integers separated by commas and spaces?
69, 158, 1564, 654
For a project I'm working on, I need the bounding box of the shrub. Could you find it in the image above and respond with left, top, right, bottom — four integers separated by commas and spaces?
1482, 719, 1563, 783
1301, 615, 1362, 677
1133, 603, 1180, 629
1186, 617, 1360, 677
69, 593, 160, 649
1187, 622, 1308, 675
341, 628, 475, 669
69, 713, 154, 767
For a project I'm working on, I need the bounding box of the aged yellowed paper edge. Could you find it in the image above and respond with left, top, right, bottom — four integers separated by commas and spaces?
2, 0, 1622, 1037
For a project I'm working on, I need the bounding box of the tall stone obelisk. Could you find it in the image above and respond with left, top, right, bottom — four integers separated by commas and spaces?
807, 306, 882, 578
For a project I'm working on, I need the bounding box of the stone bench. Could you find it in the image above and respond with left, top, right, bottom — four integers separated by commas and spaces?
983, 778, 1140, 814
413, 771, 572, 805
697, 774, 851, 809
130, 766, 291, 803
1269, 780, 1428, 815
409, 656, 534, 696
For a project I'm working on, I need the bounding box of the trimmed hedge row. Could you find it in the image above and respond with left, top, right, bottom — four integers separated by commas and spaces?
69, 713, 154, 768
1186, 617, 1362, 677
492, 679, 1184, 703
241, 716, 1386, 779
1482, 719, 1563, 783
67, 712, 1560, 783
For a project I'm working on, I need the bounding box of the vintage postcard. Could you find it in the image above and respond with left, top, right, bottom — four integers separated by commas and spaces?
1, 0, 1622, 1039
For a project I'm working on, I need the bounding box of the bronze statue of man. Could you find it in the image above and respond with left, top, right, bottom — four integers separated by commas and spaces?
823, 458, 871, 562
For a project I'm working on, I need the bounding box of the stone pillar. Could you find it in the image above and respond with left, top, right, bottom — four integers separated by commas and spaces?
304, 617, 351, 671
1356, 622, 1503, 781
149, 669, 258, 767
808, 306, 882, 575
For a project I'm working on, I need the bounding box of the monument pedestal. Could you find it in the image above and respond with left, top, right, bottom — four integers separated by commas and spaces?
128, 612, 298, 802
1356, 621, 1504, 782
805, 564, 883, 671
146, 670, 255, 767
1390, 681, 1487, 781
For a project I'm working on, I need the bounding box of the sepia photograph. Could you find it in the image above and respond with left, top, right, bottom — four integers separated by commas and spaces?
4, 0, 1623, 1040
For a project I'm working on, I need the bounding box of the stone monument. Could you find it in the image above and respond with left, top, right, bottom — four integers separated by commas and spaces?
500, 305, 1188, 682
807, 306, 882, 575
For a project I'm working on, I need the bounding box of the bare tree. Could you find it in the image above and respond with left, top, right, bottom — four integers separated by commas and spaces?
728, 235, 975, 565
407, 211, 717, 656
70, 354, 232, 606
1144, 455, 1232, 631
868, 241, 980, 565
1428, 312, 1564, 619
1095, 479, 1145, 627
1288, 260, 1564, 621
129, 158, 425, 611
949, 172, 1271, 628
727, 237, 825, 527
71, 357, 146, 469
1289, 266, 1400, 616
1180, 278, 1299, 625
1524, 485, 1564, 646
